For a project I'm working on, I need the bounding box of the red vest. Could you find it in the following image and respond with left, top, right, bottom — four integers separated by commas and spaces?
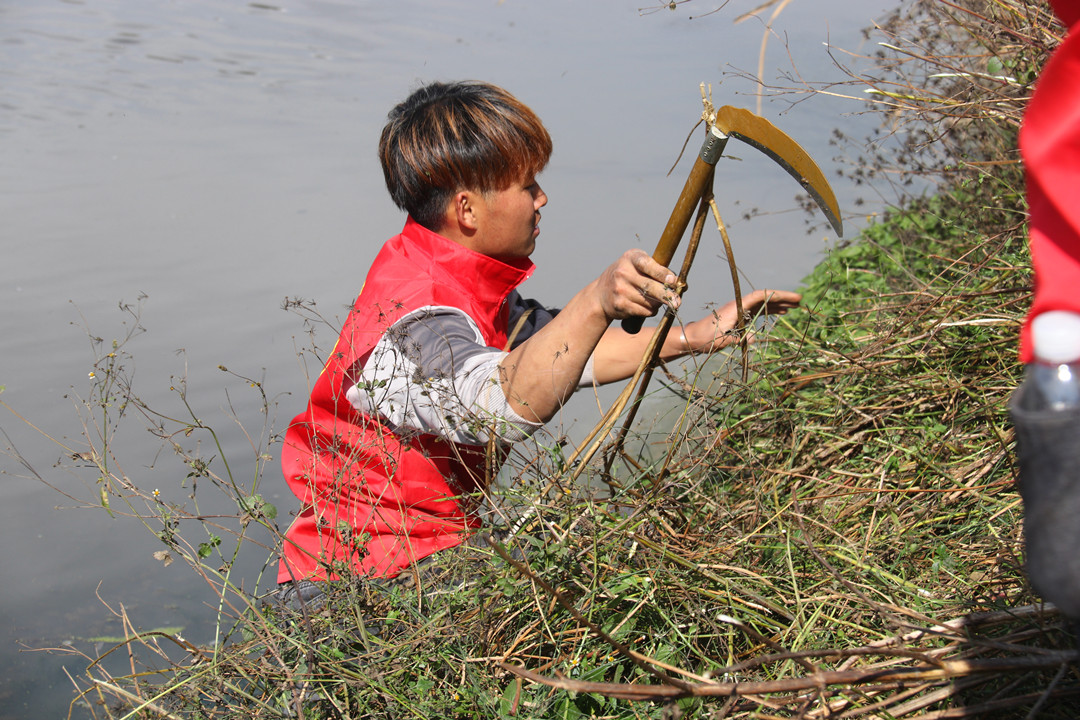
277, 218, 534, 582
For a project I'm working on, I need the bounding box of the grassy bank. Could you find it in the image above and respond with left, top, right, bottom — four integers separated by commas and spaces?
47, 1, 1080, 718
80, 151, 1071, 720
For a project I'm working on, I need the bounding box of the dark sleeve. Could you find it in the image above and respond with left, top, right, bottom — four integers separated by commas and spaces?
505, 290, 560, 349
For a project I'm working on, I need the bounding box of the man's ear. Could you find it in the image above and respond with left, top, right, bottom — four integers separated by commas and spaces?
451, 190, 480, 233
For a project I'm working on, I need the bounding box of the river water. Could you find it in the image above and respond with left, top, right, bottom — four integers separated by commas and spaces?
1, 0, 898, 716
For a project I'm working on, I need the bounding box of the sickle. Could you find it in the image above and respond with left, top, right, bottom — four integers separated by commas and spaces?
622, 106, 843, 334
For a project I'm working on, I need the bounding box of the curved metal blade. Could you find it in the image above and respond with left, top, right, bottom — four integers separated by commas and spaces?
714, 105, 843, 237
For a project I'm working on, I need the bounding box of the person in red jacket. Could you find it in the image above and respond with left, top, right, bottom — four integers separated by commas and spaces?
1011, 1, 1080, 622
276, 81, 801, 607
1018, 0, 1080, 359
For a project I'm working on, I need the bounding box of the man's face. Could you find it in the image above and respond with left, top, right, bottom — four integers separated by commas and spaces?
469, 179, 548, 260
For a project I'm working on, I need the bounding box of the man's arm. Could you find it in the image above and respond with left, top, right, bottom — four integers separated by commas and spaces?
346, 308, 542, 444
588, 288, 803, 385
497, 250, 679, 423
498, 260, 802, 421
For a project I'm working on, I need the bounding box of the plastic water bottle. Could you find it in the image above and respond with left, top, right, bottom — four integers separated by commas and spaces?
1028, 310, 1080, 410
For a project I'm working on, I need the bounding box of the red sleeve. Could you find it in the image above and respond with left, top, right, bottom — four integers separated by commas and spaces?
1018, 11, 1080, 362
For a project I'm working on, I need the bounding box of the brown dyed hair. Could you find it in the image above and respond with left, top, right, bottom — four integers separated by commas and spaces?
379, 81, 553, 229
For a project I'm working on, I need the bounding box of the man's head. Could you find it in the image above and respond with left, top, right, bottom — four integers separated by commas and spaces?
379, 81, 553, 229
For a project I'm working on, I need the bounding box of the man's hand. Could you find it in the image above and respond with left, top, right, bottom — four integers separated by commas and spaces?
594, 250, 681, 321
681, 289, 802, 352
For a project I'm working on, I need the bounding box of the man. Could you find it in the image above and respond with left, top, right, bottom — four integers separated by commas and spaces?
276, 81, 800, 596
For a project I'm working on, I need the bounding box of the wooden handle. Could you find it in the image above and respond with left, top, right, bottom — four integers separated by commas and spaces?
622, 130, 726, 334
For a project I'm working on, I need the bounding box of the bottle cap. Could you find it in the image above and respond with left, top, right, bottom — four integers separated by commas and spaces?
1032, 311, 1080, 364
